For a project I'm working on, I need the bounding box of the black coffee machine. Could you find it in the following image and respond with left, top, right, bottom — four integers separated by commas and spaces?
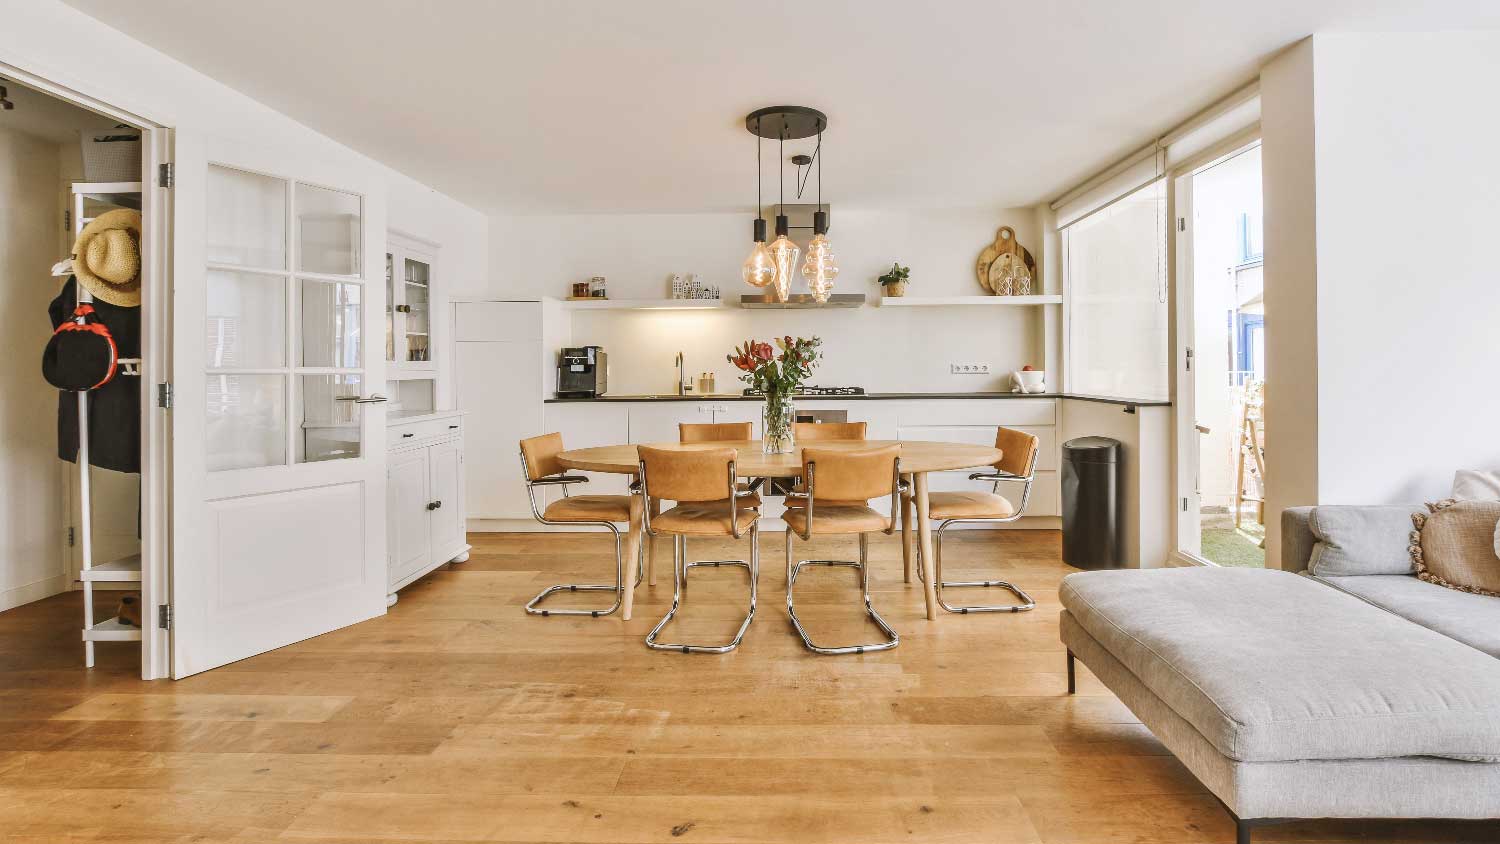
556, 346, 608, 398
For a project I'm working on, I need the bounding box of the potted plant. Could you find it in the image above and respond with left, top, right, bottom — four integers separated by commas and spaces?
878, 263, 910, 297
728, 335, 822, 454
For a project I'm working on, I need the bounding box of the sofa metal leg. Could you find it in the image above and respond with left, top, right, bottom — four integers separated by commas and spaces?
1236, 818, 1251, 844
1066, 649, 1076, 694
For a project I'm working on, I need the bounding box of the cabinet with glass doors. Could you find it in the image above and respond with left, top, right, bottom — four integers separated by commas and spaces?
386, 233, 438, 374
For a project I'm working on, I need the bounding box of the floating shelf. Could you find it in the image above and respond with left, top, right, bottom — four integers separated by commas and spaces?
878, 294, 1062, 307
83, 617, 143, 642
81, 554, 142, 583
561, 298, 729, 311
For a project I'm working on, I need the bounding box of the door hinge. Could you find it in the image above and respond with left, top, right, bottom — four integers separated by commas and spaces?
157, 382, 173, 409
67, 526, 76, 547
158, 604, 173, 630
64, 209, 72, 232
157, 162, 175, 189
1177, 217, 1186, 232
1182, 497, 1189, 512
1185, 347, 1194, 371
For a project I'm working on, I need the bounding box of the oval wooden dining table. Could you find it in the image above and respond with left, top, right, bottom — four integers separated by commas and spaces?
557, 439, 1004, 622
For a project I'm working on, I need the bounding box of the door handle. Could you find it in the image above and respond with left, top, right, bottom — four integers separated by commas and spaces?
352, 394, 390, 404
1195, 423, 1211, 435
426, 500, 442, 510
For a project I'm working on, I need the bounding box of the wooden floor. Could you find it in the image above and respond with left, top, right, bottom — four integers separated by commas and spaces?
2, 530, 1497, 843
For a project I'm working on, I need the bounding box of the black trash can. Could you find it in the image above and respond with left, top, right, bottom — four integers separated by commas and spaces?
1061, 436, 1122, 570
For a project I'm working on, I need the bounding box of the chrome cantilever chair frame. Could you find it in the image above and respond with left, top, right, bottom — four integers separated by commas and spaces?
519, 450, 642, 618
914, 444, 1039, 614
640, 458, 760, 654
783, 458, 906, 655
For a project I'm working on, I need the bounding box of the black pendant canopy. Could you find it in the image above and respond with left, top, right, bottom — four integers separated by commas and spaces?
745, 106, 827, 140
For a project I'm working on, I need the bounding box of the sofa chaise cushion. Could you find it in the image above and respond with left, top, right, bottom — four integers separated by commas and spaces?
1060, 567, 1500, 764
1318, 573, 1500, 658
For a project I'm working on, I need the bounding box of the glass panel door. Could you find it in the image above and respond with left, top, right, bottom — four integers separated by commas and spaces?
403, 257, 430, 363
203, 165, 368, 471
384, 252, 396, 362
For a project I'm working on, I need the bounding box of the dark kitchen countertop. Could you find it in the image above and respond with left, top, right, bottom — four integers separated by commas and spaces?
546, 392, 1170, 408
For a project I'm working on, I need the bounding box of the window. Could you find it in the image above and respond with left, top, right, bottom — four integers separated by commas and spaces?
1064, 179, 1170, 400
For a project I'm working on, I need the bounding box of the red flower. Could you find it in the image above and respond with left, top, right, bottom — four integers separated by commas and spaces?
752, 342, 774, 362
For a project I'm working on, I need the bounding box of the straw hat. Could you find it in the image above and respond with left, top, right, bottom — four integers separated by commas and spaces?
72, 208, 141, 307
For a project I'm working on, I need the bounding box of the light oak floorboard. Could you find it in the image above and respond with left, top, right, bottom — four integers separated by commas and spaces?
0, 530, 1496, 842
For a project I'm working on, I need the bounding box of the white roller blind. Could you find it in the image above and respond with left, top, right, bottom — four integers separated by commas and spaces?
1051, 145, 1164, 230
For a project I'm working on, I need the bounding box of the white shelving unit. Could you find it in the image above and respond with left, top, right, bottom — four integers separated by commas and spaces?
560, 297, 729, 311
877, 294, 1063, 307
71, 182, 145, 664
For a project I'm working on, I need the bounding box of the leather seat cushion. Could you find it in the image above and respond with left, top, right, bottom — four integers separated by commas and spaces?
654, 501, 760, 536
926, 490, 1016, 520
544, 494, 632, 523
782, 504, 891, 535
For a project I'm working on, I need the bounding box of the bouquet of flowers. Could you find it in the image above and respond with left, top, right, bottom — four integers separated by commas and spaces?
728, 336, 822, 453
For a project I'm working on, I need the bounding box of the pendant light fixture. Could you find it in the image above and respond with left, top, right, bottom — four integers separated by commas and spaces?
800, 131, 838, 302
744, 106, 827, 304
740, 116, 775, 289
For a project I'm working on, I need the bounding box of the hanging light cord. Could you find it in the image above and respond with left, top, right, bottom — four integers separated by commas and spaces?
779, 132, 785, 216
795, 133, 822, 200
756, 117, 763, 222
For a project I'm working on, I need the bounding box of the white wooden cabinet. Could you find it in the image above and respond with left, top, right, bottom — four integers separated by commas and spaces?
627, 401, 755, 443
893, 399, 1061, 517
387, 410, 469, 602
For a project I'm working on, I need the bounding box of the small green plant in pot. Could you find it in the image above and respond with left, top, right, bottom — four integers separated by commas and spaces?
878, 263, 910, 297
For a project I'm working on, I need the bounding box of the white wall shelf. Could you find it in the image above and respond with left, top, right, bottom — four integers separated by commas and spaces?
560, 297, 729, 311
878, 294, 1063, 307
79, 554, 142, 583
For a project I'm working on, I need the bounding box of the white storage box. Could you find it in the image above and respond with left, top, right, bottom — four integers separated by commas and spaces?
80, 126, 142, 182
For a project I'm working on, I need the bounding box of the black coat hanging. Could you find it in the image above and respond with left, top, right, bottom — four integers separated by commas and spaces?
49, 276, 141, 474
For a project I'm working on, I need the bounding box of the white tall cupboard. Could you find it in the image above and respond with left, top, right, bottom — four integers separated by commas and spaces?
455, 301, 547, 519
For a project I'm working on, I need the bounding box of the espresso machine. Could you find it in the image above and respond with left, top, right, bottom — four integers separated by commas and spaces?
556, 346, 608, 398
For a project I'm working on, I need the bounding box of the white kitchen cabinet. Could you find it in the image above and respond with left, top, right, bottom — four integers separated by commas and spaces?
387, 411, 469, 602
455, 301, 546, 519
627, 401, 738, 443
386, 233, 440, 373
893, 399, 1060, 518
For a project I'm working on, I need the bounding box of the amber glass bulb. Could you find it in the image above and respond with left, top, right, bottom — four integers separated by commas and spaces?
742, 241, 775, 288
767, 234, 800, 303
801, 233, 839, 303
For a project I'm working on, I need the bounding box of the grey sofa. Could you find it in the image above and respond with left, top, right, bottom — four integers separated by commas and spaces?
1057, 506, 1500, 844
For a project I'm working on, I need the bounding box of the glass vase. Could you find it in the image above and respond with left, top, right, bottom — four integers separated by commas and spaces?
763, 393, 795, 454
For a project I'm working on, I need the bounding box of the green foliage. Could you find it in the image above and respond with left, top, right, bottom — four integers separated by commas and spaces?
878, 262, 910, 286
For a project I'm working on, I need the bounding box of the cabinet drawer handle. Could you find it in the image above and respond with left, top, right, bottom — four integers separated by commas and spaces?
426, 500, 442, 510
449, 424, 459, 429
402, 433, 415, 438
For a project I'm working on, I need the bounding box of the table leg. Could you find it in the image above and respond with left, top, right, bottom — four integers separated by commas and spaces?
623, 487, 644, 621
914, 472, 938, 620
900, 474, 914, 584
647, 496, 661, 587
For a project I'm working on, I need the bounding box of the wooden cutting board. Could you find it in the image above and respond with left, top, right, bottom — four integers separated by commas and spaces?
975, 226, 1037, 294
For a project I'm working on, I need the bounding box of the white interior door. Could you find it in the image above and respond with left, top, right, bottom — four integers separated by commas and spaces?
170, 130, 387, 677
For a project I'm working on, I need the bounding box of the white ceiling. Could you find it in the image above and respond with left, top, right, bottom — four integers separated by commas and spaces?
62, 0, 1500, 215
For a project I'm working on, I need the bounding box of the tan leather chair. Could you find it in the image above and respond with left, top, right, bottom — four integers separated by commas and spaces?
638, 445, 760, 654
792, 421, 867, 441
679, 422, 762, 506
518, 433, 641, 618
911, 427, 1039, 614
782, 444, 904, 654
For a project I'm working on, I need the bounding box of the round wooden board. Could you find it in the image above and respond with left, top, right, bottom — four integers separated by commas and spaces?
558, 439, 1003, 477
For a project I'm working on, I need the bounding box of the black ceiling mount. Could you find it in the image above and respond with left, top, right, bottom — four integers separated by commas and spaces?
790, 154, 813, 166
745, 106, 827, 140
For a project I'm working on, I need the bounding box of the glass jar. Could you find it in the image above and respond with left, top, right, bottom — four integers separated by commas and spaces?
763, 393, 795, 454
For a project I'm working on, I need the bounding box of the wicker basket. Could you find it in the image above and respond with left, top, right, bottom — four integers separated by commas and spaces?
80, 127, 142, 182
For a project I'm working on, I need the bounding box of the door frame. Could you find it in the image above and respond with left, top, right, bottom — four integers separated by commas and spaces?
1168, 133, 1263, 568
0, 59, 174, 679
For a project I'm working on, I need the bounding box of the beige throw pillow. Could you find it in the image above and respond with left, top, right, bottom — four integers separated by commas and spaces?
1410, 499, 1500, 597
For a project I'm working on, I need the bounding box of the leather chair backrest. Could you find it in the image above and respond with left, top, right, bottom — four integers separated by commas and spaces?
794, 421, 867, 441
639, 445, 737, 503
995, 426, 1039, 478
679, 422, 753, 442
802, 444, 900, 502
519, 432, 565, 480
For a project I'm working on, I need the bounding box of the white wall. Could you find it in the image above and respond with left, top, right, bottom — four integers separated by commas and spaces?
0, 126, 67, 610
1260, 33, 1500, 566
488, 207, 1051, 394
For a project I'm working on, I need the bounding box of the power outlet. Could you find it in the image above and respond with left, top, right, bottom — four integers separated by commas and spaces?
950, 363, 991, 375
